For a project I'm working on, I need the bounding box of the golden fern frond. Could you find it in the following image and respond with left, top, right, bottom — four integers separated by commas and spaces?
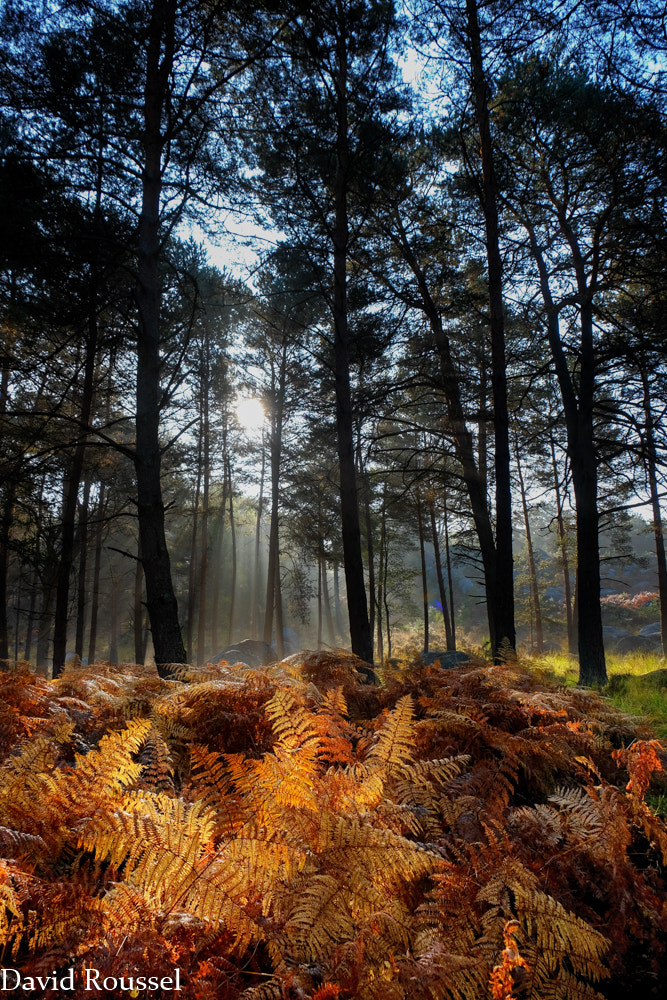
513, 886, 609, 983
549, 786, 604, 838
0, 826, 47, 858
265, 689, 319, 752
80, 792, 301, 954
136, 726, 175, 793
239, 980, 283, 1000
281, 872, 355, 960
0, 862, 26, 959
366, 696, 416, 770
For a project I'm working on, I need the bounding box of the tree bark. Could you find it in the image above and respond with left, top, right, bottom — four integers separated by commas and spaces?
428, 490, 454, 650
134, 0, 186, 673
74, 475, 91, 658
263, 348, 286, 651
332, 20, 372, 664
251, 429, 266, 637
640, 363, 667, 658
443, 491, 456, 649
226, 455, 237, 646
526, 228, 606, 684
87, 482, 106, 665
415, 486, 429, 654
550, 434, 575, 653
196, 344, 211, 666
515, 445, 543, 654
464, 0, 515, 659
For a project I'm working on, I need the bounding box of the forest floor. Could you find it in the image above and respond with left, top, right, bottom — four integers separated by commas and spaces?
0, 650, 665, 999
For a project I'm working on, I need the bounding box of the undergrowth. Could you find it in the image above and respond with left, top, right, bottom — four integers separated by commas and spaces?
0, 651, 665, 999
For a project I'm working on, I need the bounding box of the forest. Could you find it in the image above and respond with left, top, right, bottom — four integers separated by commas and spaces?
2, 2, 667, 996
0, 0, 666, 686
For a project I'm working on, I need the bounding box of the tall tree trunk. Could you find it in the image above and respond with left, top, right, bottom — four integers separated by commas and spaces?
443, 491, 456, 648
464, 0, 515, 659
52, 339, 97, 676
0, 485, 14, 661
376, 494, 386, 662
550, 435, 575, 653
333, 561, 344, 641
74, 475, 91, 658
524, 222, 605, 684
515, 445, 543, 654
263, 347, 286, 650
251, 430, 266, 637
428, 490, 454, 650
196, 351, 211, 665
317, 551, 323, 650
640, 364, 667, 658
415, 486, 429, 655
134, 0, 186, 673
109, 572, 120, 664
322, 549, 335, 647
36, 581, 55, 676
24, 564, 38, 664
332, 26, 372, 664
134, 540, 145, 666
210, 469, 228, 655
186, 432, 203, 661
0, 334, 12, 662
390, 210, 499, 652
87, 482, 106, 666
227, 456, 237, 645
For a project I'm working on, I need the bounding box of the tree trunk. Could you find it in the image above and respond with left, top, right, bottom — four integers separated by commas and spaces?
516, 445, 543, 654
640, 364, 667, 658
464, 0, 515, 659
525, 227, 605, 684
74, 475, 91, 658
227, 456, 237, 645
390, 209, 499, 652
263, 346, 286, 651
550, 435, 575, 653
87, 482, 105, 666
134, 0, 186, 673
134, 540, 145, 666
251, 430, 266, 637
24, 564, 38, 664
428, 490, 454, 650
52, 338, 97, 676
376, 501, 385, 663
332, 26, 372, 664
443, 491, 456, 649
196, 350, 211, 666
210, 470, 228, 655
186, 432, 202, 661
415, 486, 429, 655
0, 485, 14, 661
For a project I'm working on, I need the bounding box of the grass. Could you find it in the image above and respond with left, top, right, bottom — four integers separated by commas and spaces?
532, 649, 667, 739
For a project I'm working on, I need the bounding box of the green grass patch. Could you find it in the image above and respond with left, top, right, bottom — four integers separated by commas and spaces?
532, 650, 667, 739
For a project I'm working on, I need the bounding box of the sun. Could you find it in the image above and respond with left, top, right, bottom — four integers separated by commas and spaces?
235, 396, 265, 434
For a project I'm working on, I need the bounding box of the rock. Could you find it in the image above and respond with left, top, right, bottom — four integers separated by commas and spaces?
422, 650, 470, 669
615, 634, 658, 654
639, 622, 662, 637
602, 626, 632, 644
213, 639, 276, 667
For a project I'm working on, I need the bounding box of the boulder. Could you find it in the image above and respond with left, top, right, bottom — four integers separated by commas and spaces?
615, 634, 658, 654
213, 639, 276, 667
422, 649, 470, 669
602, 626, 632, 645
639, 622, 662, 637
